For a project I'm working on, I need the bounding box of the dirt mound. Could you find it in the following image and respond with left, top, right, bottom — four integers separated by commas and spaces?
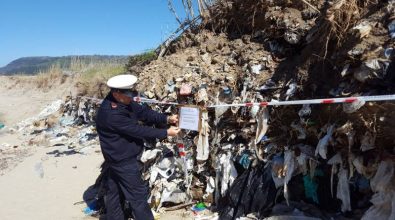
134, 0, 395, 219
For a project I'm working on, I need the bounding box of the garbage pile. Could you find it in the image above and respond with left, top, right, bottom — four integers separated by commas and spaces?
130, 0, 395, 219
16, 97, 100, 157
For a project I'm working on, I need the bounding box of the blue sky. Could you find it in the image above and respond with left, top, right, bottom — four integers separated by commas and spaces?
0, 0, 194, 66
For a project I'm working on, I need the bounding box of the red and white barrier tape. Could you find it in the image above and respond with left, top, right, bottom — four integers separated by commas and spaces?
77, 94, 395, 108
207, 94, 395, 108
76, 96, 178, 105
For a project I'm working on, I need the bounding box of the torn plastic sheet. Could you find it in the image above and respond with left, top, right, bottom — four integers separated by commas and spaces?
361, 191, 395, 220
205, 176, 215, 195
341, 64, 351, 77
149, 157, 177, 183
255, 107, 269, 144
327, 153, 342, 197
291, 121, 307, 140
343, 99, 366, 113
159, 181, 189, 206
360, 131, 376, 152
218, 151, 238, 196
196, 111, 210, 161
315, 124, 335, 160
215, 103, 229, 124
336, 169, 351, 212
370, 160, 394, 193
284, 150, 296, 205
389, 20, 395, 39
140, 149, 161, 163
296, 145, 315, 175
352, 21, 372, 38
250, 104, 260, 119
285, 83, 297, 100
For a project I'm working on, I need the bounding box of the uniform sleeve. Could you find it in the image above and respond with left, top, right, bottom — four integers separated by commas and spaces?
110, 112, 167, 139
130, 102, 167, 125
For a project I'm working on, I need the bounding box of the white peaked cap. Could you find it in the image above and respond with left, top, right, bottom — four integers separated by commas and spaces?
106, 74, 138, 89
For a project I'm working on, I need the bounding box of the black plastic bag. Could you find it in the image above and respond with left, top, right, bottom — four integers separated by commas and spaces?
218, 163, 277, 220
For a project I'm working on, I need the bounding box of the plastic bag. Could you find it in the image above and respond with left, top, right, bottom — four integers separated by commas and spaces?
217, 152, 238, 196
196, 111, 210, 161
218, 163, 277, 220
370, 160, 394, 193
361, 191, 395, 220
140, 149, 161, 163
328, 153, 342, 197
255, 107, 269, 144
315, 124, 335, 159
284, 150, 296, 205
336, 169, 351, 212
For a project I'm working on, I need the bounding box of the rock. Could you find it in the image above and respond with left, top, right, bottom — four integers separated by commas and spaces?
187, 56, 194, 61
242, 35, 251, 44
211, 56, 221, 64
206, 43, 216, 53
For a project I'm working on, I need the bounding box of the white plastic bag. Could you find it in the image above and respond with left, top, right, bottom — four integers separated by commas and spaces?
362, 191, 395, 220
315, 124, 335, 159
196, 111, 210, 161
255, 107, 269, 144
370, 160, 394, 193
284, 150, 296, 205
336, 168, 351, 212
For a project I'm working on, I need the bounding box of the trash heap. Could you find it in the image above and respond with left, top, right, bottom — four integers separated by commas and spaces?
131, 0, 395, 219
17, 96, 100, 156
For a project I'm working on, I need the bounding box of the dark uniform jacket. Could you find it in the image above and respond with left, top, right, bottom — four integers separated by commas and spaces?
96, 93, 167, 163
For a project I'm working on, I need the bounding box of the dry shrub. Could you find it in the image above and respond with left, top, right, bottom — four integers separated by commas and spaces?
305, 0, 381, 58
35, 64, 65, 89
74, 64, 124, 98
75, 79, 108, 98
202, 0, 324, 35
308, 0, 361, 58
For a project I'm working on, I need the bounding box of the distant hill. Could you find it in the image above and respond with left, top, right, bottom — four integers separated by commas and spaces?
0, 55, 129, 75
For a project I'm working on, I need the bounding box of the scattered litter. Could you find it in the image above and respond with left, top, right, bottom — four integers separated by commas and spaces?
34, 162, 44, 178
192, 202, 207, 212
388, 20, 395, 39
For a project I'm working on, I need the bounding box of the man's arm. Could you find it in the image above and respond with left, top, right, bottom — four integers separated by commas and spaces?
130, 102, 168, 125
110, 111, 167, 139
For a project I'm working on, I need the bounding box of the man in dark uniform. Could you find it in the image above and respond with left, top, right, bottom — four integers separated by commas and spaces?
96, 74, 180, 220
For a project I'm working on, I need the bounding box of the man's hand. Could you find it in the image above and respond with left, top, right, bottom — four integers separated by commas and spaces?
167, 115, 179, 124
167, 126, 181, 136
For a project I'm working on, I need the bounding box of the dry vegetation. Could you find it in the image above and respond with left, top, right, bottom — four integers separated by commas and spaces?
6, 58, 126, 97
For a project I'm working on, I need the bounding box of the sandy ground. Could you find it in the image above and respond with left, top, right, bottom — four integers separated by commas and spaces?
0, 76, 198, 220
0, 147, 104, 220
0, 76, 72, 125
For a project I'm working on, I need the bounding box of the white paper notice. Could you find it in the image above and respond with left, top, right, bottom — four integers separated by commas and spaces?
179, 107, 200, 131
